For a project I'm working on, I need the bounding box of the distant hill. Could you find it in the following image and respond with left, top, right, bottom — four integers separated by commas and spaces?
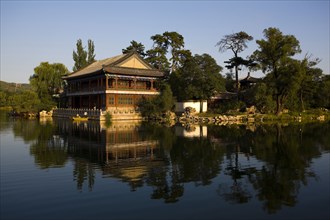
0, 80, 31, 93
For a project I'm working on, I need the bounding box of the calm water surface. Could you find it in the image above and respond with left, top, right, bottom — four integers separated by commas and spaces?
1, 111, 329, 220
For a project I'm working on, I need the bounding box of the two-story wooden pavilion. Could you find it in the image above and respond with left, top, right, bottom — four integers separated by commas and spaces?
63, 51, 164, 113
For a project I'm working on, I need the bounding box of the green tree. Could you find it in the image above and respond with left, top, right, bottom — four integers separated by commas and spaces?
252, 82, 276, 113
296, 57, 323, 111
156, 83, 175, 112
87, 39, 96, 64
0, 91, 7, 107
146, 31, 191, 75
73, 39, 96, 72
122, 40, 146, 57
216, 31, 253, 97
170, 54, 225, 111
8, 90, 41, 113
146, 34, 171, 72
273, 58, 302, 112
73, 39, 87, 71
163, 31, 189, 72
313, 74, 330, 109
30, 62, 68, 110
139, 83, 175, 118
252, 27, 301, 114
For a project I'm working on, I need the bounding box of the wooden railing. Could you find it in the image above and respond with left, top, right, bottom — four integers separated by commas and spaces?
53, 108, 105, 119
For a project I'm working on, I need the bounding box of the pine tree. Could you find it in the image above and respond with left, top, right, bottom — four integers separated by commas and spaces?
216, 31, 253, 99
122, 40, 146, 57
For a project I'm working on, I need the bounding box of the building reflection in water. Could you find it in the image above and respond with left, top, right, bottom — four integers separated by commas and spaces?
57, 120, 165, 191
175, 124, 207, 138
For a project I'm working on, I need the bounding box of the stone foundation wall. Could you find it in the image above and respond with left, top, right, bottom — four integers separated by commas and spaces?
53, 108, 142, 121
107, 107, 142, 120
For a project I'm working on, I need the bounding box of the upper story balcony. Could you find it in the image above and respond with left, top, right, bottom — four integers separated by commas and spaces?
66, 77, 158, 95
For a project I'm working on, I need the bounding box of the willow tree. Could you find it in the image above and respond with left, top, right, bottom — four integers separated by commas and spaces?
30, 62, 68, 110
216, 31, 253, 98
252, 27, 301, 114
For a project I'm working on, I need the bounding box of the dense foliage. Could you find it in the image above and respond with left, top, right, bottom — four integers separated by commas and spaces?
145, 31, 192, 76
9, 90, 41, 113
138, 83, 175, 118
252, 27, 302, 114
0, 81, 32, 109
72, 39, 96, 72
169, 54, 225, 101
122, 40, 146, 57
247, 27, 330, 114
29, 62, 69, 111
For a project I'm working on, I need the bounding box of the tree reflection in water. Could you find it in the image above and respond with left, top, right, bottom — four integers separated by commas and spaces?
13, 117, 329, 212
210, 122, 329, 213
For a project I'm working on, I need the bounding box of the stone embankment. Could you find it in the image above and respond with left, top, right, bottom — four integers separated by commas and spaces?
177, 113, 327, 124
178, 114, 252, 124
173, 106, 328, 124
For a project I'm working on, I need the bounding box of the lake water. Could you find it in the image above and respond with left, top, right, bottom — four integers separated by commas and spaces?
1, 111, 329, 220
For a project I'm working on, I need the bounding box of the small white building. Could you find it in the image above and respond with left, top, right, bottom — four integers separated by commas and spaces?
174, 100, 207, 113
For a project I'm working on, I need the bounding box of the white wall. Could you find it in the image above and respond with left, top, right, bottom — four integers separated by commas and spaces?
175, 100, 207, 113
175, 126, 208, 138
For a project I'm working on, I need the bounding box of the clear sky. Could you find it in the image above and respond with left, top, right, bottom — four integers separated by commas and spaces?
1, 0, 329, 83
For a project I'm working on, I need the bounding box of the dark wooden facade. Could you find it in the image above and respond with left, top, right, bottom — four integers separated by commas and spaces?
63, 52, 164, 110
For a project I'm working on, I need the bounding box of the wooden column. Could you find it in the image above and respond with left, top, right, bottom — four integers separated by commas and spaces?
97, 95, 100, 109
105, 76, 108, 89
151, 79, 154, 90
105, 94, 108, 109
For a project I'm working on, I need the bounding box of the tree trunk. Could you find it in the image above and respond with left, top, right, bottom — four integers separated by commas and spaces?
300, 90, 305, 112
235, 65, 239, 101
233, 52, 240, 102
276, 94, 282, 115
200, 100, 203, 113
276, 123, 282, 151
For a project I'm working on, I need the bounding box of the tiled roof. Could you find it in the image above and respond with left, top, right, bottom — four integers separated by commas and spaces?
64, 52, 164, 79
65, 54, 126, 78
239, 76, 261, 83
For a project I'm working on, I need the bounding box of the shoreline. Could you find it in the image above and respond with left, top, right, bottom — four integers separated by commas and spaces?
1, 107, 329, 124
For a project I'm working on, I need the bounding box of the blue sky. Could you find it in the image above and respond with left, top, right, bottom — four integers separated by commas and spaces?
1, 0, 329, 83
